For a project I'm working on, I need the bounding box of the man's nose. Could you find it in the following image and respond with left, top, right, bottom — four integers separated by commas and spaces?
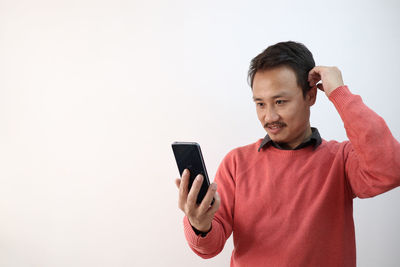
265, 107, 280, 124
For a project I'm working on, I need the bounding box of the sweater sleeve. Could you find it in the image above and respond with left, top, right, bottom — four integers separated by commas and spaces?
329, 85, 400, 198
183, 150, 236, 258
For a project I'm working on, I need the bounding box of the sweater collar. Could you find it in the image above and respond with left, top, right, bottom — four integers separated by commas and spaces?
258, 127, 322, 152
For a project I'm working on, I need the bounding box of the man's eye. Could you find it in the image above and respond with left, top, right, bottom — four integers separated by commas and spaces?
256, 103, 265, 107
275, 100, 286, 105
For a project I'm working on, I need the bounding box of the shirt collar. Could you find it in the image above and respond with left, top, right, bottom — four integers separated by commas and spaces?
258, 127, 322, 152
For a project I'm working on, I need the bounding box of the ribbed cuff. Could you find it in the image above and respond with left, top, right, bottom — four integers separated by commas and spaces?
183, 216, 218, 245
328, 85, 353, 109
329, 85, 361, 113
183, 216, 212, 245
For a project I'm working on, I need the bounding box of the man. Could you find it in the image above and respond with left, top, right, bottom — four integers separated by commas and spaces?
175, 41, 400, 266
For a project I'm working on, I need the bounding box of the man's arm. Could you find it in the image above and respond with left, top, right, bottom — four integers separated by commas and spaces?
309, 66, 400, 197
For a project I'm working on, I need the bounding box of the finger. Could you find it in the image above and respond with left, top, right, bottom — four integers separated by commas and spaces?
308, 66, 326, 80
175, 178, 181, 189
187, 174, 203, 208
308, 72, 321, 85
309, 65, 326, 75
309, 79, 320, 87
198, 182, 218, 213
308, 76, 320, 87
179, 169, 190, 204
177, 177, 184, 210
308, 69, 317, 80
308, 67, 319, 79
207, 191, 221, 216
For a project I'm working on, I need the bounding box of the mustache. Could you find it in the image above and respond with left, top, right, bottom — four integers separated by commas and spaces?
264, 122, 287, 128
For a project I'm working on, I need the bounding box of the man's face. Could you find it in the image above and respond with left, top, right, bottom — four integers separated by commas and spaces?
252, 66, 316, 149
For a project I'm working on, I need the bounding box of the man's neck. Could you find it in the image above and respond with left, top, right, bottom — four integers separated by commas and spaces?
279, 126, 312, 149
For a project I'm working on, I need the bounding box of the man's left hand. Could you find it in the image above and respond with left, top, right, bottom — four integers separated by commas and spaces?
308, 66, 344, 97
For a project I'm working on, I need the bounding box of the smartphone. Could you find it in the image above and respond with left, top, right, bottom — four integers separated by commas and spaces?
172, 142, 212, 204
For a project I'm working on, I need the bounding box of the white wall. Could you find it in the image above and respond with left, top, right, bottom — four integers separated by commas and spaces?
0, 0, 399, 266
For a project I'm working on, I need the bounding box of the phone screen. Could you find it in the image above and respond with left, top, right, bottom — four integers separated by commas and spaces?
172, 142, 211, 204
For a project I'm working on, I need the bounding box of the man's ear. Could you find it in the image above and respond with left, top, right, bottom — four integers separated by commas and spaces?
307, 86, 317, 106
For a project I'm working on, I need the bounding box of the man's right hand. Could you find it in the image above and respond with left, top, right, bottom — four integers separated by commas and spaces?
175, 169, 221, 233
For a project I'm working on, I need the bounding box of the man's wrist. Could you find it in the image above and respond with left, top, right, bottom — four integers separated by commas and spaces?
326, 83, 345, 97
192, 225, 211, 237
328, 85, 349, 100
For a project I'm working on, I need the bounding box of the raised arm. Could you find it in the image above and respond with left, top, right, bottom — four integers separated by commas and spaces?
309, 66, 400, 197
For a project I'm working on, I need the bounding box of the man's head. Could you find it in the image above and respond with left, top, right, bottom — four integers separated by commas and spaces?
248, 41, 315, 97
249, 41, 317, 148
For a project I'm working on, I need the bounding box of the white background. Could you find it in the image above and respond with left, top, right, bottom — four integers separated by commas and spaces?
0, 0, 399, 266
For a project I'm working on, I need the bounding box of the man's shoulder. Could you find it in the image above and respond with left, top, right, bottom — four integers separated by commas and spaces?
222, 139, 264, 161
231, 139, 263, 154
216, 139, 264, 174
320, 138, 351, 153
321, 138, 349, 146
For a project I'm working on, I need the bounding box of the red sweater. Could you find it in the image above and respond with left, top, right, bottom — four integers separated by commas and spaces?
183, 86, 400, 266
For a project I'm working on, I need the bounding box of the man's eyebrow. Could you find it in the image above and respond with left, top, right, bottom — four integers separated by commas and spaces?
271, 94, 287, 99
253, 93, 290, 101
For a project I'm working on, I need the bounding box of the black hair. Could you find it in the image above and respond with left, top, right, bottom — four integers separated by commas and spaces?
248, 41, 315, 97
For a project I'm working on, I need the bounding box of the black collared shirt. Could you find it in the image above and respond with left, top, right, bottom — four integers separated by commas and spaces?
258, 127, 322, 152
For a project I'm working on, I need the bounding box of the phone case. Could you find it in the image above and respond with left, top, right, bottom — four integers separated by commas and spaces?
172, 142, 211, 204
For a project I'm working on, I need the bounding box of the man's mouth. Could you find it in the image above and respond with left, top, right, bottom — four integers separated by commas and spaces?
265, 123, 286, 134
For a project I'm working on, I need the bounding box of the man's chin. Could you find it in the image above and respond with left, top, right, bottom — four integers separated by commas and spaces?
266, 128, 286, 139
270, 137, 286, 144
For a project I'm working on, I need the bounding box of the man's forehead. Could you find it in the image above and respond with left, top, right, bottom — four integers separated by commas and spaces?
252, 67, 301, 98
